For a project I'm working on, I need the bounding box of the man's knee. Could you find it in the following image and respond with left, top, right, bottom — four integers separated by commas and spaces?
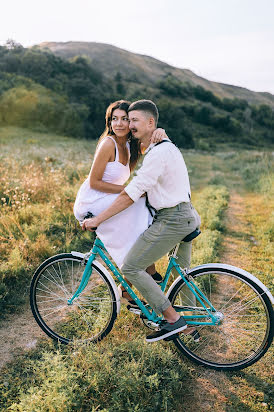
121, 256, 136, 278
121, 262, 145, 286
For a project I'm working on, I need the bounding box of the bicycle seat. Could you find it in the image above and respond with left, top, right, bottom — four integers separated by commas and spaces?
182, 228, 201, 242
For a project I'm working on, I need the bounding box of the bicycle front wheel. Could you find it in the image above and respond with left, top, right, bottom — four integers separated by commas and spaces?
168, 266, 273, 370
30, 254, 117, 344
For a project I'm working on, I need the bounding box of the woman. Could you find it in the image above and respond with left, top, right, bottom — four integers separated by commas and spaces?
74, 100, 167, 306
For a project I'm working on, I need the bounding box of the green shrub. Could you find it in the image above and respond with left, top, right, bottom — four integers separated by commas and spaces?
8, 341, 192, 412
195, 185, 229, 232
0, 85, 89, 137
191, 229, 222, 266
190, 185, 229, 266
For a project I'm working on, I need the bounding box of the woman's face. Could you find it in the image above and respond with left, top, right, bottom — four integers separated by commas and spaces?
111, 109, 130, 138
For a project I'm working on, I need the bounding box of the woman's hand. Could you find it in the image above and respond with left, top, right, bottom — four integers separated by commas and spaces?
82, 217, 100, 232
150, 128, 170, 144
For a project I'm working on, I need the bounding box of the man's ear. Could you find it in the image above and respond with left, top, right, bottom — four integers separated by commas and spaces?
148, 117, 155, 128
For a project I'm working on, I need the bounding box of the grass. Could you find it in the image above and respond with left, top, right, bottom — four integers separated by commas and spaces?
0, 127, 97, 314
4, 342, 194, 412
0, 126, 273, 411
242, 193, 274, 292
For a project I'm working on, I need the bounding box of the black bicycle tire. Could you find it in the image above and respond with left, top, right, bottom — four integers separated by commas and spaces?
168, 266, 273, 371
30, 253, 117, 344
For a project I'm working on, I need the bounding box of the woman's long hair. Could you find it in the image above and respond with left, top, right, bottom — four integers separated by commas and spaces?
97, 100, 141, 171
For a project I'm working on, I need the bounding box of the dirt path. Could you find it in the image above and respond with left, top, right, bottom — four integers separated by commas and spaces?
188, 191, 273, 412
219, 191, 252, 268
0, 303, 44, 370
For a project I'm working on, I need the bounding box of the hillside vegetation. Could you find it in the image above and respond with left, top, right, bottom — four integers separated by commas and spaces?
0, 41, 273, 149
39, 41, 274, 107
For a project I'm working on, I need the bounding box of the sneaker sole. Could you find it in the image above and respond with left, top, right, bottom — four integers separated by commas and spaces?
146, 324, 188, 343
163, 333, 179, 341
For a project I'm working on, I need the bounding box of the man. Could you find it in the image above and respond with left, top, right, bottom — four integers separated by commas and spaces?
83, 100, 201, 342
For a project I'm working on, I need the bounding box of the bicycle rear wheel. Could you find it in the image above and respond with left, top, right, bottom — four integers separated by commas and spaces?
168, 266, 273, 370
30, 253, 117, 344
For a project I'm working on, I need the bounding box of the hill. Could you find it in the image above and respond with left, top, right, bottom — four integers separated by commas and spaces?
38, 41, 274, 108
0, 42, 273, 148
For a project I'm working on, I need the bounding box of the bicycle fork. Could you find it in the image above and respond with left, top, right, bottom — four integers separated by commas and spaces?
67, 250, 97, 305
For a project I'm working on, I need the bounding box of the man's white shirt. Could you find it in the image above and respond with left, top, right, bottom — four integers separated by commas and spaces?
125, 140, 191, 210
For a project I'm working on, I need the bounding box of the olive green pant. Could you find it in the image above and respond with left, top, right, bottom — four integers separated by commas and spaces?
121, 202, 201, 314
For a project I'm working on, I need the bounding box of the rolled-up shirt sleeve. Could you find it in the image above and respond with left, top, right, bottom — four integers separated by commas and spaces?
125, 150, 165, 202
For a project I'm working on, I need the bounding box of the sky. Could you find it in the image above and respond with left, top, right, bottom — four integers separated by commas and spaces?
1, 0, 274, 94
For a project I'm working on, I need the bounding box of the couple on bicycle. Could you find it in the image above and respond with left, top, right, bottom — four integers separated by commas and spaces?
74, 99, 201, 342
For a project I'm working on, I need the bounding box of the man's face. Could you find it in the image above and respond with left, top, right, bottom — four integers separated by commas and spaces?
129, 110, 153, 140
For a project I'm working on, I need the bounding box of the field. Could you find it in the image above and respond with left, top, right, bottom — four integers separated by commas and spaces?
0, 126, 273, 411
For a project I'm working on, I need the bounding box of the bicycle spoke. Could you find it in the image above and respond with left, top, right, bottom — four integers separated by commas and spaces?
225, 293, 265, 318
36, 284, 66, 300
31, 256, 116, 344
171, 269, 272, 369
222, 288, 259, 314
43, 271, 69, 296
36, 297, 67, 304
71, 260, 75, 296
218, 283, 246, 312
39, 306, 68, 318
49, 262, 67, 291
176, 289, 197, 307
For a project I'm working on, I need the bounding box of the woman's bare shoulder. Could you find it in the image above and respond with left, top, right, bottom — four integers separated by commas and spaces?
96, 137, 116, 155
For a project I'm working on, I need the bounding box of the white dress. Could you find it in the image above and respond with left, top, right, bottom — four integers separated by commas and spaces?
74, 136, 152, 268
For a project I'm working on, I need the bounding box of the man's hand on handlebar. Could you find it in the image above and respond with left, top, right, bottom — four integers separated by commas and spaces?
82, 217, 99, 232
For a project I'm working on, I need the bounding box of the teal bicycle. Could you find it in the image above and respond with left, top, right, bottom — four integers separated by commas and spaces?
30, 235, 274, 371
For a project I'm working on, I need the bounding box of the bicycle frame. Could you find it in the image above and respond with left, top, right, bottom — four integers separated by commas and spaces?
68, 238, 220, 326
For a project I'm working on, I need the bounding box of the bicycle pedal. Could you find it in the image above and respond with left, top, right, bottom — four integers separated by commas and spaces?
127, 306, 141, 315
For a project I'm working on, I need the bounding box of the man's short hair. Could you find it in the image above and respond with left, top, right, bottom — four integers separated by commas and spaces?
128, 100, 159, 126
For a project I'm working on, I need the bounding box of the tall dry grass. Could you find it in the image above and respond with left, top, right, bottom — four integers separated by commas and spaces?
0, 127, 96, 312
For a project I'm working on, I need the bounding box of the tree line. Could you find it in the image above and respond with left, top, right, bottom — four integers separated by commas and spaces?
0, 41, 273, 149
